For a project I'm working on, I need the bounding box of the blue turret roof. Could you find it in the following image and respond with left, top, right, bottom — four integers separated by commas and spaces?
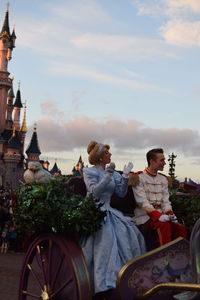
13, 89, 23, 108
0, 8, 10, 37
50, 162, 60, 175
26, 128, 41, 155
2, 129, 12, 141
7, 132, 21, 149
11, 28, 16, 39
8, 87, 15, 98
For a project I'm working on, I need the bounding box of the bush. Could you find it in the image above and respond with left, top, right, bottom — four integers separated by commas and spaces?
13, 176, 106, 237
170, 191, 200, 233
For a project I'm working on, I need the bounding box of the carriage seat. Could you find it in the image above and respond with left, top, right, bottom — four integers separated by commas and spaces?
67, 176, 158, 250
67, 176, 136, 214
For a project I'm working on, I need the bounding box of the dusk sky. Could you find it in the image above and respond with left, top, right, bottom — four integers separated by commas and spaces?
3, 0, 200, 180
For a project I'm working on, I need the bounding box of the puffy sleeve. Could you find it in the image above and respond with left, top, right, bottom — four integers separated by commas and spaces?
132, 175, 162, 221
83, 167, 112, 198
113, 171, 128, 198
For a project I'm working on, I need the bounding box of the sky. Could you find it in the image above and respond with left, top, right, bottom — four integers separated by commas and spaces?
2, 0, 200, 180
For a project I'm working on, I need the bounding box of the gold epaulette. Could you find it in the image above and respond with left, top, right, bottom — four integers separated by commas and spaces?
128, 171, 143, 186
158, 173, 172, 188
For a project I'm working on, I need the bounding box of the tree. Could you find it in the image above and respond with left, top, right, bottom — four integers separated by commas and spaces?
168, 153, 177, 178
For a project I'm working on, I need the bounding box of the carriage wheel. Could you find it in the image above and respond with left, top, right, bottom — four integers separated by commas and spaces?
18, 233, 91, 300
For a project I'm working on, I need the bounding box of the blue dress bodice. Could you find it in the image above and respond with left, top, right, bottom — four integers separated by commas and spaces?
83, 165, 128, 209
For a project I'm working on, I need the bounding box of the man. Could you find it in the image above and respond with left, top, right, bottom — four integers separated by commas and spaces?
131, 148, 187, 246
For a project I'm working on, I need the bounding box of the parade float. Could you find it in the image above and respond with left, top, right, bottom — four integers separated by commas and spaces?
13, 175, 200, 300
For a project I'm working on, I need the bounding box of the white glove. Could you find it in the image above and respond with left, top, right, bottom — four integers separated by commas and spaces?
158, 214, 170, 222
122, 162, 133, 178
170, 214, 178, 223
106, 162, 115, 175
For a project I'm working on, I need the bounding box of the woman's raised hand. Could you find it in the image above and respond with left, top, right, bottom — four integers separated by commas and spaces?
122, 162, 133, 178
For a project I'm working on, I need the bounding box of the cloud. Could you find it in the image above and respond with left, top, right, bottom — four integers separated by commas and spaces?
14, 17, 74, 56
48, 62, 171, 93
40, 101, 65, 118
169, 0, 200, 14
160, 20, 200, 46
132, 0, 200, 17
132, 0, 168, 16
25, 116, 200, 157
45, 0, 110, 24
132, 0, 200, 47
14, 1, 180, 62
70, 33, 177, 60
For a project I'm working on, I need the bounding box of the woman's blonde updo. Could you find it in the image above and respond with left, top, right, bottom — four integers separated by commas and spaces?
87, 141, 110, 165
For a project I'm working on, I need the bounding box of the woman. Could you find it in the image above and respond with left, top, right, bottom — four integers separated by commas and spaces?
81, 141, 146, 300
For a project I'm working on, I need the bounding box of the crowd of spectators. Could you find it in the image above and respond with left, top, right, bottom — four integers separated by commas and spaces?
0, 187, 24, 253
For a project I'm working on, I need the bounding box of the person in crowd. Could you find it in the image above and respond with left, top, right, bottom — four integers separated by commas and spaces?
0, 202, 9, 233
1, 222, 9, 253
8, 225, 18, 252
132, 148, 187, 246
81, 141, 146, 300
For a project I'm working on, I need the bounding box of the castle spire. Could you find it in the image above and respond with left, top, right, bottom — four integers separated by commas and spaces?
0, 4, 13, 131
0, 4, 11, 37
13, 84, 23, 131
50, 159, 61, 176
21, 102, 27, 133
25, 125, 41, 161
11, 25, 16, 47
13, 84, 23, 108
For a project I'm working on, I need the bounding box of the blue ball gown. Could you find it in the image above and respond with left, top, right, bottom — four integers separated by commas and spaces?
81, 165, 146, 294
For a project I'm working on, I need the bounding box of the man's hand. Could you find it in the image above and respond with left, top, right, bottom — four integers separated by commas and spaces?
158, 214, 170, 222
169, 214, 178, 223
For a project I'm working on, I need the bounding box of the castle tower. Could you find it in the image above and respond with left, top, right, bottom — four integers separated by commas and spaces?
25, 126, 41, 162
6, 85, 15, 130
76, 155, 84, 172
72, 155, 84, 176
3, 126, 22, 188
0, 6, 15, 133
20, 102, 27, 153
50, 160, 61, 176
0, 6, 27, 189
13, 84, 23, 130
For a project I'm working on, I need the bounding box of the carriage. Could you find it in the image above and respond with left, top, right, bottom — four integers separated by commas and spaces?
14, 176, 200, 300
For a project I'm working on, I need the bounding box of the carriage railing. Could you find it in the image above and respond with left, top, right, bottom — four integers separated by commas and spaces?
135, 282, 200, 299
133, 218, 200, 300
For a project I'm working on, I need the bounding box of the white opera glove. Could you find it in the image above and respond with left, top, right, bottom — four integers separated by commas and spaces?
106, 162, 116, 176
122, 162, 133, 178
158, 214, 170, 222
170, 214, 178, 223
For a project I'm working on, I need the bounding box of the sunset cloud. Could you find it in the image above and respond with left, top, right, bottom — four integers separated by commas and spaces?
25, 116, 200, 157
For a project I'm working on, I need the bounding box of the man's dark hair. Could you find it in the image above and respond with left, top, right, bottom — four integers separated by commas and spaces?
146, 148, 164, 166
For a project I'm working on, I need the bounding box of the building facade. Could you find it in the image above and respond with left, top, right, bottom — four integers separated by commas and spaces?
0, 7, 26, 189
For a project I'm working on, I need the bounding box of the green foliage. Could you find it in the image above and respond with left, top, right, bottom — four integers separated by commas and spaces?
170, 191, 200, 233
168, 153, 177, 178
13, 176, 106, 237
